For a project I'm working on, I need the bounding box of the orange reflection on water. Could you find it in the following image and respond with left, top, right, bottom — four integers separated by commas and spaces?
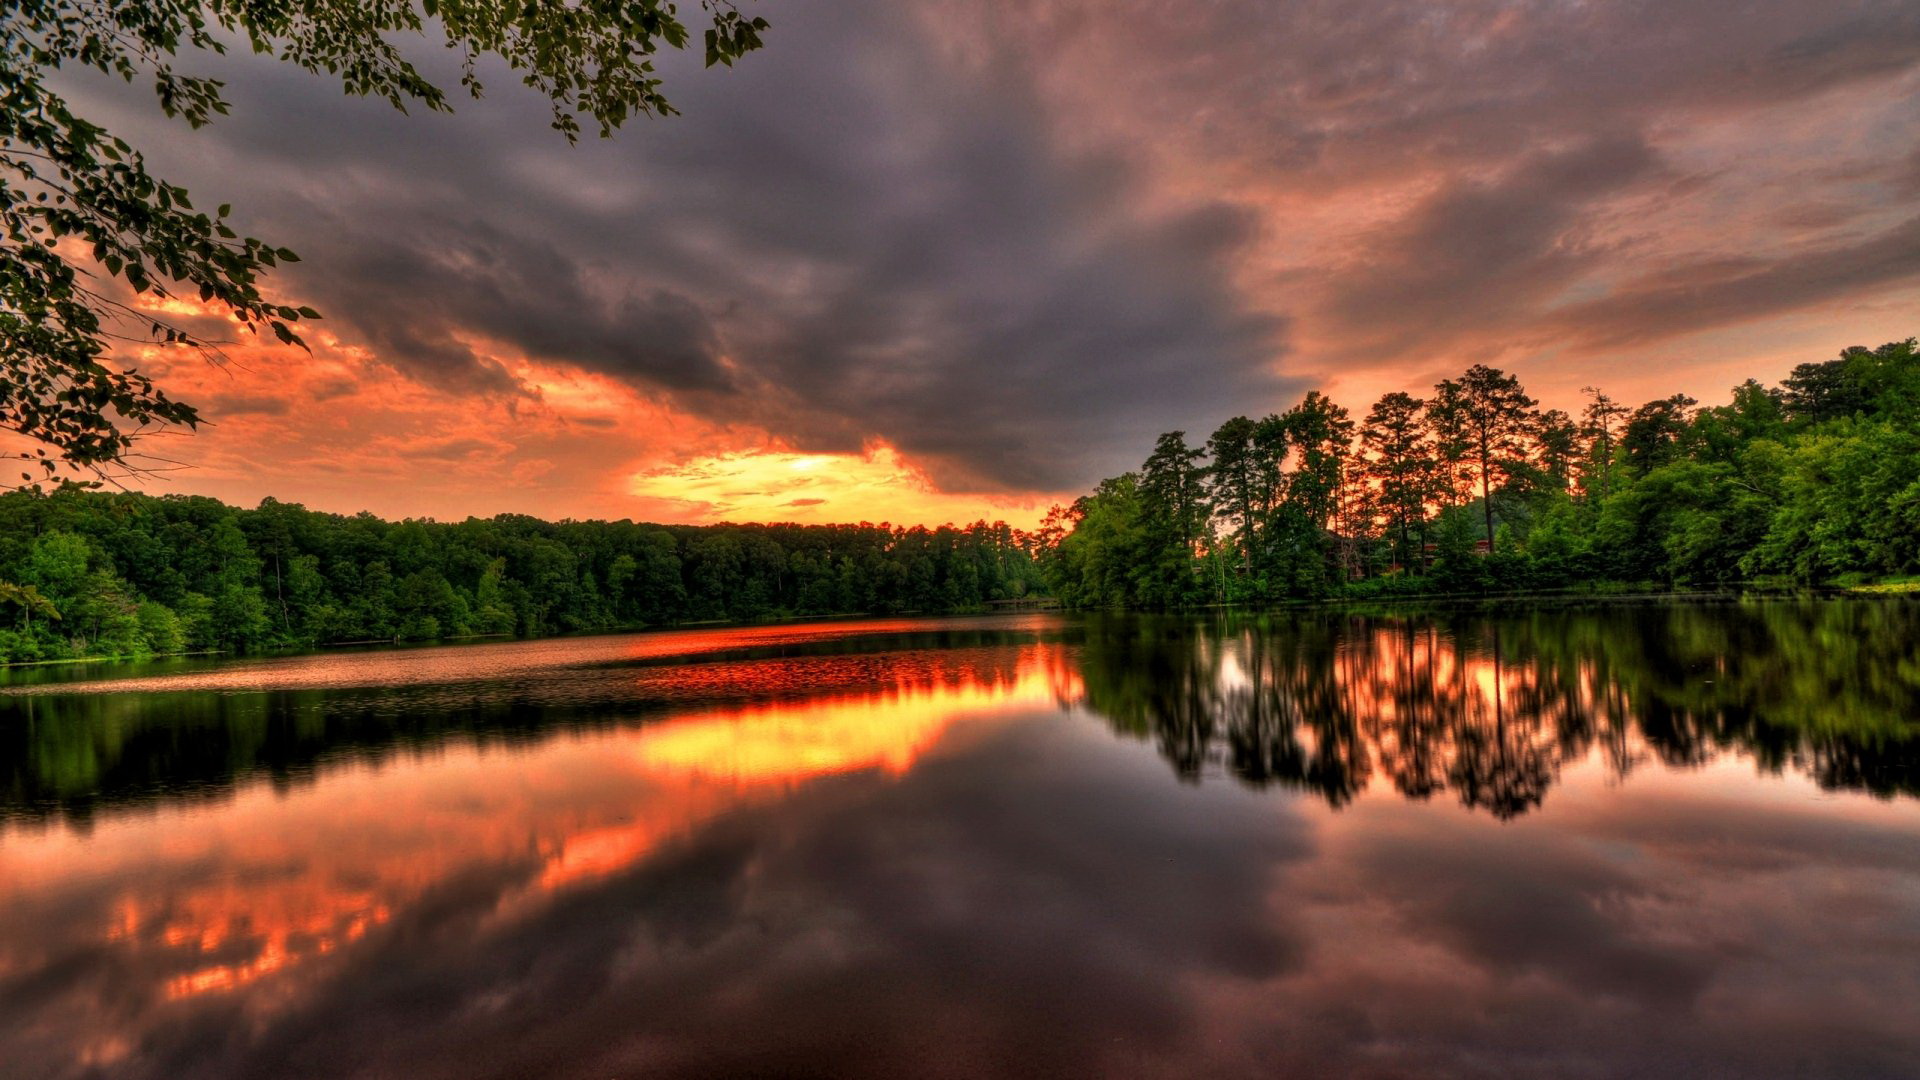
0, 643, 1073, 1025
638, 676, 1016, 782
539, 648, 1071, 890
157, 890, 392, 1000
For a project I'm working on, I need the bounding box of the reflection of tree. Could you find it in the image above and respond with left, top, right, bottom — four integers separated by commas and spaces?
1364, 623, 1449, 800
1443, 637, 1550, 819
1220, 638, 1368, 808
8, 601, 1915, 827
0, 625, 1067, 826
1072, 615, 1228, 782
1076, 614, 1375, 804
1076, 599, 1920, 818
1804, 737, 1920, 798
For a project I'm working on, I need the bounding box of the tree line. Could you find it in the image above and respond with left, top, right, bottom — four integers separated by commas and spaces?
0, 491, 1044, 664
3, 337, 1912, 665
1041, 338, 1920, 606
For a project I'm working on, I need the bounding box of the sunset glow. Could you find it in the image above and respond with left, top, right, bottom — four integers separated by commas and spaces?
628, 443, 1057, 527
32, 0, 1903, 526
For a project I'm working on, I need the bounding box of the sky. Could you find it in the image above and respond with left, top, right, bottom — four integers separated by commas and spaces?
51, 0, 1920, 526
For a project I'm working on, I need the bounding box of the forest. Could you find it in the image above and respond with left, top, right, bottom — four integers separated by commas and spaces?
0, 494, 1044, 664
1, 337, 1915, 664
1041, 338, 1920, 607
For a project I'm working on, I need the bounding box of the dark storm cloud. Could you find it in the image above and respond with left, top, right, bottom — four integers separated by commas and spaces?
203, 392, 292, 418
70, 0, 1287, 490
55, 0, 1920, 493
988, 0, 1920, 371
1901, 148, 1920, 196
1550, 214, 1920, 349
737, 195, 1281, 488
1356, 828, 1721, 1003
288, 215, 731, 396
1322, 134, 1664, 355
1049, 0, 1920, 177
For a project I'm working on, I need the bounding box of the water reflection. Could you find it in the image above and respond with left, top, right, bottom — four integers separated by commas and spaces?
0, 638, 1075, 1077
6, 600, 1916, 830
1076, 599, 1920, 816
1, 601, 1917, 1078
0, 618, 1075, 825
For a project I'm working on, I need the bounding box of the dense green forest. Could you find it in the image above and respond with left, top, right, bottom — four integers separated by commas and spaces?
0, 493, 1044, 663
3, 337, 1914, 664
1041, 338, 1920, 606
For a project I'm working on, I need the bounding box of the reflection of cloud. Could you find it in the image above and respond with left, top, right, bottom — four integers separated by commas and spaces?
5, 612, 1920, 1077
1261, 776, 1920, 1077
540, 661, 1066, 889
17, 698, 1312, 1079
634, 682, 996, 782
0, 641, 1073, 1076
162, 892, 388, 1000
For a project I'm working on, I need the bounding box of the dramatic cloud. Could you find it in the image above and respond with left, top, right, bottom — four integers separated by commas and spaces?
52, 0, 1920, 520
1320, 133, 1666, 357
1549, 213, 1920, 349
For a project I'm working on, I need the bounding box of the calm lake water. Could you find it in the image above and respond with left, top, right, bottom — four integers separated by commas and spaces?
2, 599, 1918, 1078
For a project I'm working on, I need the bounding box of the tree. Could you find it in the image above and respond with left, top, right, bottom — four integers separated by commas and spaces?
1782, 340, 1920, 428
1275, 391, 1354, 593
3, 0, 771, 477
1362, 392, 1430, 567
1782, 356, 1865, 425
23, 528, 92, 609
1622, 395, 1697, 475
1047, 474, 1149, 607
1579, 386, 1627, 498
1206, 416, 1263, 576
1282, 392, 1353, 531
0, 581, 60, 632
1425, 379, 1471, 509
135, 598, 182, 653
1138, 431, 1209, 604
1533, 409, 1579, 488
1844, 339, 1920, 424
1692, 379, 1784, 463
1454, 365, 1537, 544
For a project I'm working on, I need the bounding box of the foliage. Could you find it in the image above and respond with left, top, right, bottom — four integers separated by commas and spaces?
2, 0, 768, 476
1041, 338, 1920, 606
1454, 364, 1537, 544
0, 488, 1042, 663
1361, 390, 1431, 567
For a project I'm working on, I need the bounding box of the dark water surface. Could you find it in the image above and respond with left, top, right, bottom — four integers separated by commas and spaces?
3, 600, 1918, 1078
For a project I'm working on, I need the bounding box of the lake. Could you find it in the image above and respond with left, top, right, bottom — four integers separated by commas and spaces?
2, 599, 1918, 1078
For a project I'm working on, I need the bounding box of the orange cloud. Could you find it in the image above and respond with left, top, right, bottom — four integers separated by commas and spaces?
10, 300, 1056, 527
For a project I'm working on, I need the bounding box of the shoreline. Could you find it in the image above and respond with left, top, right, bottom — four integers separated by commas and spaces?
8, 586, 1915, 672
